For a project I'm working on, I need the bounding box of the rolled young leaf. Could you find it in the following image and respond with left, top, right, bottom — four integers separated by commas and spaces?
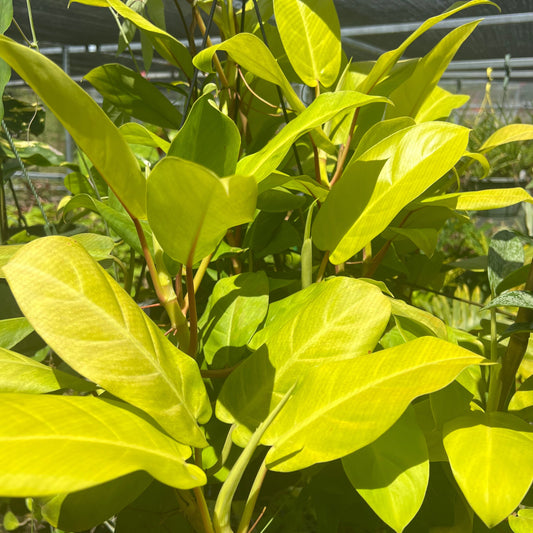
0, 36, 146, 219
4, 236, 211, 447
0, 393, 206, 497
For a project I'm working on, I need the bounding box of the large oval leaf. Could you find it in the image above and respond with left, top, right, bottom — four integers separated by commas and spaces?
263, 337, 484, 471
217, 277, 393, 446
0, 36, 146, 219
0, 393, 205, 497
147, 157, 257, 265
420, 188, 533, 211
313, 122, 470, 264
168, 94, 241, 176
0, 317, 33, 349
199, 272, 269, 367
3, 237, 211, 447
342, 407, 429, 533
274, 0, 341, 88
85, 64, 182, 129
443, 412, 533, 528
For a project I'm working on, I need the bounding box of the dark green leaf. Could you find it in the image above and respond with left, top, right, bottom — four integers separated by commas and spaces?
488, 230, 524, 296
85, 64, 182, 129
483, 290, 533, 311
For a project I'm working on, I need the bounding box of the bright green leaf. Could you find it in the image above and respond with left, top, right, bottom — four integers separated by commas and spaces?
119, 122, 170, 152
387, 21, 479, 120
274, 0, 341, 88
415, 85, 470, 123
0, 317, 33, 349
193, 33, 304, 113
508, 375, 533, 421
0, 58, 10, 122
313, 122, 469, 264
59, 196, 152, 257
0, 0, 12, 34
4, 237, 211, 447
2, 510, 18, 531
199, 272, 269, 367
0, 393, 206, 496
359, 1, 498, 94
0, 36, 146, 218
342, 407, 429, 533
389, 298, 447, 339
509, 508, 533, 533
420, 187, 533, 211
443, 411, 533, 528
169, 94, 241, 176
220, 277, 392, 450
38, 472, 153, 532
147, 157, 256, 265
480, 124, 533, 152
237, 91, 389, 183
85, 64, 181, 128
0, 233, 116, 277
0, 346, 95, 394
73, 0, 193, 77
264, 337, 483, 471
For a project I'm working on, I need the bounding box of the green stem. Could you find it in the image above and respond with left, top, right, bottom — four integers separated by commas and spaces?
330, 107, 360, 187
193, 449, 216, 533
0, 167, 8, 244
236, 458, 268, 533
486, 308, 500, 412
25, 0, 38, 49
206, 425, 235, 476
213, 386, 295, 533
316, 251, 329, 283
124, 247, 135, 294
186, 263, 198, 358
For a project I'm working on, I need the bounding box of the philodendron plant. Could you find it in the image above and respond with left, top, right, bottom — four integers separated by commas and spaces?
1, 0, 533, 531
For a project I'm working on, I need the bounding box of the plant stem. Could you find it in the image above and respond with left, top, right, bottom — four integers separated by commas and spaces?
186, 262, 198, 358
330, 108, 360, 187
498, 259, 533, 409
172, 0, 196, 53
236, 458, 268, 533
193, 449, 216, 533
316, 251, 329, 282
213, 386, 295, 533
183, 253, 213, 314
25, 0, 38, 49
486, 308, 500, 412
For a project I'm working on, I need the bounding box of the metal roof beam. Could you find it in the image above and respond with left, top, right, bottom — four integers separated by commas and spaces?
448, 57, 533, 70
340, 12, 533, 38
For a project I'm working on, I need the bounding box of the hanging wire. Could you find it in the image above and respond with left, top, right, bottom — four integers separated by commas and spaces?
180, 0, 219, 127
251, 0, 304, 175
1, 119, 56, 235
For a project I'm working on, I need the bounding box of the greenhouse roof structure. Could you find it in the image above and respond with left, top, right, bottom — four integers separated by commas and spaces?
5, 0, 533, 86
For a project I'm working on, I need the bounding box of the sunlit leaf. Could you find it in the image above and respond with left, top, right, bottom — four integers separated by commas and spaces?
4, 237, 211, 447
0, 393, 205, 496
119, 122, 170, 152
274, 0, 341, 88
169, 94, 241, 176
443, 411, 533, 528
0, 36, 146, 218
147, 157, 256, 265
313, 122, 469, 264
237, 91, 389, 183
342, 407, 429, 533
509, 508, 533, 533
0, 317, 33, 349
199, 272, 269, 367
193, 32, 304, 113
0, 346, 95, 394
480, 124, 533, 152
